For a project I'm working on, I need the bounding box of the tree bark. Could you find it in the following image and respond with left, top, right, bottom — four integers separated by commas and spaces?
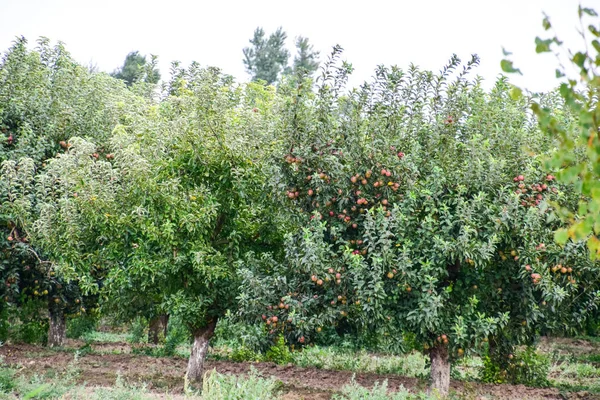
185, 320, 217, 389
430, 343, 450, 396
148, 314, 169, 344
48, 307, 66, 347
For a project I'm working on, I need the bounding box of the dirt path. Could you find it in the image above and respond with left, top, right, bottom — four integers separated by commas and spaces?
1, 344, 598, 399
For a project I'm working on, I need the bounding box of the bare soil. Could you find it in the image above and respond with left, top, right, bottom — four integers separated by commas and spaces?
1, 343, 598, 399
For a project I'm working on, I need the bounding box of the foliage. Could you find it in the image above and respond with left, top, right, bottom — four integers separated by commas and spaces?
482, 346, 550, 386
201, 368, 282, 400
0, 37, 142, 344
332, 378, 417, 400
243, 27, 290, 84
127, 317, 147, 344
66, 314, 98, 339
0, 363, 16, 393
265, 335, 293, 364
292, 36, 320, 76
238, 46, 600, 394
110, 51, 160, 86
0, 298, 48, 344
0, 356, 80, 399
292, 346, 428, 377
501, 6, 600, 257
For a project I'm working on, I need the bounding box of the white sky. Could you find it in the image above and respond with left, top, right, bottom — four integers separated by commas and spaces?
0, 0, 589, 92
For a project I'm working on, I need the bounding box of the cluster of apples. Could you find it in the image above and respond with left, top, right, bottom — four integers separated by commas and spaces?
513, 174, 557, 207
549, 264, 577, 285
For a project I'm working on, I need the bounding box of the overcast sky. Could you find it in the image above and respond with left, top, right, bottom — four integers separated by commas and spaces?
0, 0, 588, 92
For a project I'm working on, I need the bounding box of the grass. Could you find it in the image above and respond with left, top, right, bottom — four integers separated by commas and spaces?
81, 330, 129, 344
4, 327, 600, 398
292, 346, 429, 378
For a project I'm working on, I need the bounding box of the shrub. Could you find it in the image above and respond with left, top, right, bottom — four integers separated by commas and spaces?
481, 346, 549, 386
67, 314, 98, 339
265, 335, 293, 364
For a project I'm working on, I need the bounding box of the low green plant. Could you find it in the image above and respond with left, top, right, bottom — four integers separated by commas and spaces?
162, 316, 190, 356
0, 365, 16, 393
81, 330, 128, 344
265, 335, 293, 364
292, 346, 428, 378
200, 368, 282, 400
67, 315, 98, 339
229, 345, 263, 363
481, 346, 549, 386
127, 318, 146, 344
333, 377, 417, 400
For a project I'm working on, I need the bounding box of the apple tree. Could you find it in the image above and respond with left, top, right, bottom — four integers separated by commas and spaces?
29, 65, 287, 387
238, 50, 600, 395
0, 37, 142, 346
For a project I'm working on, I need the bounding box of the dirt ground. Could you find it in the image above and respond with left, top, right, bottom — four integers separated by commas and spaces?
1, 343, 598, 400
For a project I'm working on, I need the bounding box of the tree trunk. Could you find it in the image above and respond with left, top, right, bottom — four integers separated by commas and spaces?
430, 343, 450, 396
185, 320, 217, 389
148, 314, 169, 344
48, 308, 66, 347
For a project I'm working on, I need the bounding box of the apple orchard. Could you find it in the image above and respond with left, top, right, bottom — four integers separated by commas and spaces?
2, 11, 600, 396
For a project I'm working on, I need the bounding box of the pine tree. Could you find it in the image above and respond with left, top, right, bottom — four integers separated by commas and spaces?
111, 51, 160, 86
243, 27, 290, 84
293, 36, 319, 75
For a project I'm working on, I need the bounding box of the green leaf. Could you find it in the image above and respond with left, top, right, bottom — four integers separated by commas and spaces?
500, 60, 522, 75
580, 7, 598, 17
535, 37, 553, 53
509, 86, 523, 100
542, 16, 552, 31
554, 228, 569, 245
573, 52, 587, 68
555, 69, 565, 78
